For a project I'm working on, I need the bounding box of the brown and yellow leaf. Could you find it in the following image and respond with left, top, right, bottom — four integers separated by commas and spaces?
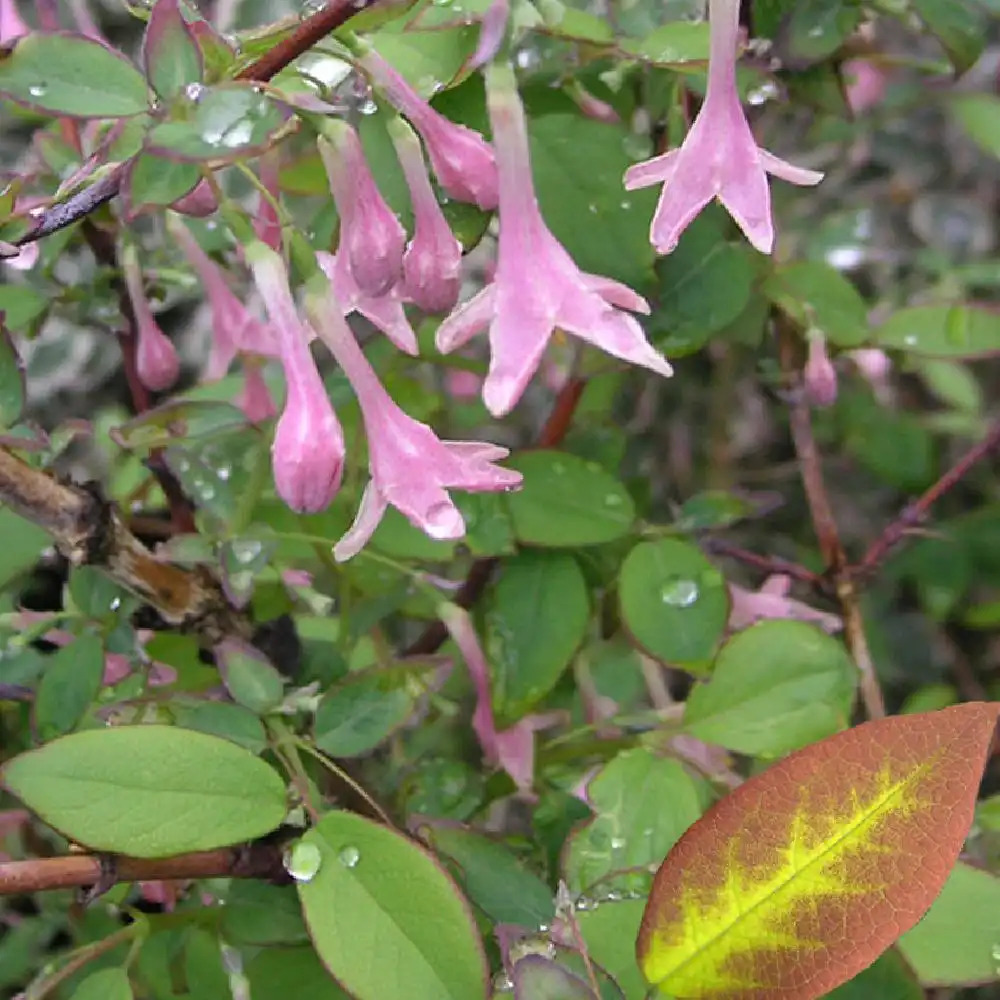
637, 702, 1000, 1000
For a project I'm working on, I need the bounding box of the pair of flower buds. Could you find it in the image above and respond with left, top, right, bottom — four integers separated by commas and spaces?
137, 0, 824, 560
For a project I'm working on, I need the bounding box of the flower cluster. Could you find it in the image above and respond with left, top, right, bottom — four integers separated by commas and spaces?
169, 0, 820, 559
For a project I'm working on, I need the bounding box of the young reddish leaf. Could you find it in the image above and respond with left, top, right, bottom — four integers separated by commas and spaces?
637, 702, 1000, 1000
142, 0, 203, 99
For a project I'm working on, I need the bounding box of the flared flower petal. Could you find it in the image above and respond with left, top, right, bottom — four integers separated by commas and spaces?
436, 62, 670, 417
625, 0, 822, 255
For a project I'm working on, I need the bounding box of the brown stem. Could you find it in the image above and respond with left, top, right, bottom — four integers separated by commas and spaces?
702, 538, 822, 587
0, 447, 251, 643
776, 317, 885, 719
16, 0, 382, 248
0, 843, 287, 896
404, 377, 586, 657
858, 418, 1000, 575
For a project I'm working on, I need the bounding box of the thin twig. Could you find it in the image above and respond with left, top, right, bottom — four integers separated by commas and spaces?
15, 0, 384, 247
0, 842, 288, 896
702, 538, 822, 587
857, 418, 1000, 575
0, 447, 251, 643
776, 317, 885, 719
404, 377, 586, 657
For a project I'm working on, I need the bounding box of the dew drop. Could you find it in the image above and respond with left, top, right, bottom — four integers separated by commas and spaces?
575, 896, 598, 912
610, 835, 626, 850
184, 82, 205, 102
28, 83, 47, 98
230, 539, 264, 565
661, 577, 699, 608
283, 842, 322, 882
902, 334, 918, 347
338, 845, 361, 868
109, 597, 122, 612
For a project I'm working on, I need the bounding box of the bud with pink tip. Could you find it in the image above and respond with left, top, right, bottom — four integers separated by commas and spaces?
359, 47, 499, 211
319, 122, 406, 298
246, 241, 343, 513
123, 245, 180, 393
804, 330, 838, 408
389, 116, 462, 314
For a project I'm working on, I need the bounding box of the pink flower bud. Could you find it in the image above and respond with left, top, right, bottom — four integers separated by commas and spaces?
842, 59, 887, 115
360, 49, 499, 211
319, 122, 406, 298
123, 248, 180, 393
804, 331, 838, 408
246, 241, 344, 513
254, 153, 283, 251
169, 179, 218, 218
389, 117, 462, 314
0, 0, 28, 42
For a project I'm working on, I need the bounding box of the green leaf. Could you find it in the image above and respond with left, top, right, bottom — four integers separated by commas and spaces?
619, 21, 710, 64
1, 726, 287, 857
142, 0, 204, 99
826, 951, 923, 1000
486, 550, 589, 724
529, 111, 658, 290
0, 34, 149, 118
297, 811, 488, 1000
0, 285, 48, 331
512, 955, 596, 1000
504, 451, 635, 547
246, 947, 350, 1000
313, 671, 416, 757
419, 823, 555, 927
911, 0, 986, 74
784, 0, 860, 63
34, 633, 105, 742
144, 84, 288, 163
951, 93, 1000, 159
0, 508, 49, 588
122, 154, 202, 218
216, 640, 285, 715
619, 539, 729, 669
576, 897, 648, 999
71, 967, 133, 1000
0, 324, 25, 427
114, 400, 247, 450
683, 620, 857, 758
897, 862, 1000, 985
763, 261, 869, 347
370, 25, 478, 94
564, 748, 706, 896
651, 209, 756, 355
169, 699, 267, 753
221, 881, 308, 946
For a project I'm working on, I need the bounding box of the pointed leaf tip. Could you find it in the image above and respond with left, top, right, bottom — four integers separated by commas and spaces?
637, 702, 1000, 1000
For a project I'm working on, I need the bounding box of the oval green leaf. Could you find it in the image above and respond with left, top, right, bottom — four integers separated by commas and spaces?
71, 967, 133, 1000
313, 671, 416, 758
683, 620, 857, 758
1, 725, 287, 857
877, 304, 1000, 358
0, 33, 149, 118
142, 0, 204, 99
505, 450, 635, 547
297, 811, 488, 1000
619, 539, 729, 669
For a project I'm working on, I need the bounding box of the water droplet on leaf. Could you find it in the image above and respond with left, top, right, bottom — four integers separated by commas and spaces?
661, 577, 699, 607
338, 845, 361, 868
283, 841, 322, 882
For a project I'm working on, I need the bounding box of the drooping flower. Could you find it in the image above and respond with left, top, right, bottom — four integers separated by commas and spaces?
468, 0, 509, 71
246, 242, 343, 513
169, 179, 218, 218
439, 602, 560, 795
436, 62, 672, 417
315, 250, 417, 356
388, 116, 462, 314
304, 274, 521, 559
171, 218, 277, 379
237, 357, 277, 424
319, 122, 406, 298
803, 330, 837, 408
358, 47, 499, 211
624, 0, 823, 255
122, 246, 180, 392
253, 152, 283, 251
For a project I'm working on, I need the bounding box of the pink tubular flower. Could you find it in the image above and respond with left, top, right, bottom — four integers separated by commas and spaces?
246, 242, 344, 513
254, 153, 283, 251
304, 274, 521, 559
389, 116, 462, 314
0, 0, 27, 41
169, 179, 218, 218
435, 62, 672, 418
123, 247, 180, 393
171, 218, 277, 378
439, 602, 560, 795
359, 47, 499, 211
316, 250, 417, 356
319, 123, 406, 298
237, 358, 277, 424
729, 575, 842, 634
624, 0, 823, 255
